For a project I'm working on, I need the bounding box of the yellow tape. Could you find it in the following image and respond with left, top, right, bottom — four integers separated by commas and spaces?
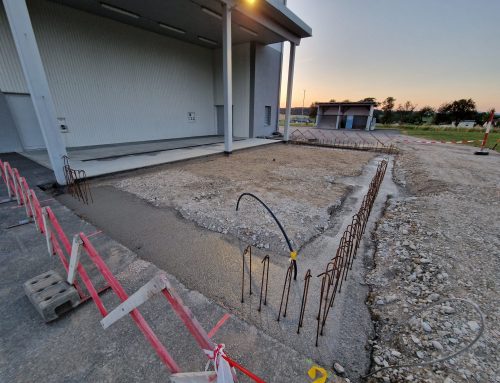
290, 251, 297, 260
308, 365, 328, 383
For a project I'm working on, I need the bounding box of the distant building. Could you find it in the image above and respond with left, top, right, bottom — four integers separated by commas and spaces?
316, 101, 376, 130
457, 120, 476, 128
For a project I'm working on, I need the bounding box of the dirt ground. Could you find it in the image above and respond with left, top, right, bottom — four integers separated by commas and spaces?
106, 144, 376, 254
366, 144, 499, 382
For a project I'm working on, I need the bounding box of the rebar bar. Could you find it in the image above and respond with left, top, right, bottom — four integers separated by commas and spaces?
241, 245, 252, 303
315, 272, 331, 346
297, 269, 311, 334
277, 263, 293, 321
258, 255, 270, 312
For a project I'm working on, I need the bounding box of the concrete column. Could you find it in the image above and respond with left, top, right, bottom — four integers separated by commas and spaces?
3, 0, 67, 184
222, 3, 233, 154
335, 105, 341, 129
365, 105, 374, 130
283, 42, 296, 141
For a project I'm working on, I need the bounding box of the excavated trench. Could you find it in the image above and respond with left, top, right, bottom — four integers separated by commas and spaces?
56, 153, 401, 382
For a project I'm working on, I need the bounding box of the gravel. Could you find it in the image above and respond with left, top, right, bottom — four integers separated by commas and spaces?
108, 144, 376, 254
366, 144, 499, 382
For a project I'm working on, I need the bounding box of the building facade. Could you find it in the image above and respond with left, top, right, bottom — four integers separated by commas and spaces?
0, 0, 311, 183
316, 101, 375, 130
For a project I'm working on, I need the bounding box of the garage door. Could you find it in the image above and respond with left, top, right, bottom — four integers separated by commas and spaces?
317, 115, 338, 129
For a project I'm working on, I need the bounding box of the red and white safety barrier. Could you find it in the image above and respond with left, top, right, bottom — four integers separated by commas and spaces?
0, 158, 265, 382
0, 160, 18, 201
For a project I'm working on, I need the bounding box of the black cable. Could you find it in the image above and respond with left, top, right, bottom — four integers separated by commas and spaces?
236, 192, 297, 279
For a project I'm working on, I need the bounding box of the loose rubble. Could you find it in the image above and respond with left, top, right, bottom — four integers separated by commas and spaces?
109, 145, 376, 254
366, 145, 499, 382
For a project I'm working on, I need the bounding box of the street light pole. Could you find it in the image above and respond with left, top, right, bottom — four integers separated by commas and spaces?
302, 89, 305, 118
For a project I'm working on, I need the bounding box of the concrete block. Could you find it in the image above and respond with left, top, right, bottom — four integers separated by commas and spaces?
24, 270, 80, 322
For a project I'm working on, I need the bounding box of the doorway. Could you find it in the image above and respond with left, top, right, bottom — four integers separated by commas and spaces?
5, 94, 45, 150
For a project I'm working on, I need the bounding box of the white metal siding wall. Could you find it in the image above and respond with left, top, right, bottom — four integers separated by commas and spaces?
24, 0, 216, 147
0, 92, 22, 153
214, 43, 250, 138
0, 4, 28, 93
252, 44, 281, 137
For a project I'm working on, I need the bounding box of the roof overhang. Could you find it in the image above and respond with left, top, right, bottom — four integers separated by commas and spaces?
49, 0, 312, 48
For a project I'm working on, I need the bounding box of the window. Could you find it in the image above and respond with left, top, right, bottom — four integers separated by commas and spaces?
265, 106, 272, 126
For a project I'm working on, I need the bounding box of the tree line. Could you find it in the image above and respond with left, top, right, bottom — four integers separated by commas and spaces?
308, 98, 495, 126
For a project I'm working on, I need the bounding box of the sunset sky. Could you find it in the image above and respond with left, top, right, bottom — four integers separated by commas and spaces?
280, 0, 500, 112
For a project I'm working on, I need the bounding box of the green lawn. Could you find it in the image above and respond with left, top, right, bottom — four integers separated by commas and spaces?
397, 125, 500, 152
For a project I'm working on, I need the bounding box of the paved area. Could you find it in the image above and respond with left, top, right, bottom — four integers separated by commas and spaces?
22, 137, 279, 178
58, 149, 397, 380
108, 144, 377, 253
0, 154, 341, 383
284, 127, 404, 146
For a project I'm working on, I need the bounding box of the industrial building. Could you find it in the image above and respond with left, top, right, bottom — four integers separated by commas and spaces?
0, 0, 311, 184
316, 101, 376, 130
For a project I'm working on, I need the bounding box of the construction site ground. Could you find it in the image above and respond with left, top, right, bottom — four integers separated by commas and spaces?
1, 131, 498, 383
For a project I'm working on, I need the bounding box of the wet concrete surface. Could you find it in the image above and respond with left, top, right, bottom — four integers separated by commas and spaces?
57, 155, 401, 381
0, 155, 317, 383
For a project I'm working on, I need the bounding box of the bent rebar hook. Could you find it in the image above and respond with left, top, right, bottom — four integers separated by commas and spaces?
236, 192, 298, 280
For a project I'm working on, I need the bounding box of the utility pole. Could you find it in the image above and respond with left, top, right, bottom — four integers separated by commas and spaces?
302, 89, 306, 118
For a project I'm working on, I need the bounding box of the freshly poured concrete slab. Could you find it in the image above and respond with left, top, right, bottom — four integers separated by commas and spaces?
21, 138, 279, 178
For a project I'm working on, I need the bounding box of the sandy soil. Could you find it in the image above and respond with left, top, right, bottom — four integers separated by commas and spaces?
366, 144, 499, 382
106, 144, 376, 254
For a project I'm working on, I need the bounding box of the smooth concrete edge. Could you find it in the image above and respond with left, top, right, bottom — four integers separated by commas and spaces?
19, 139, 281, 180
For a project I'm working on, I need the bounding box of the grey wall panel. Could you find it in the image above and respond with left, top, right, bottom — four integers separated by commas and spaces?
317, 115, 338, 130
5, 93, 44, 149
0, 92, 22, 153
0, 4, 28, 93
26, 0, 216, 147
213, 43, 251, 138
251, 44, 281, 137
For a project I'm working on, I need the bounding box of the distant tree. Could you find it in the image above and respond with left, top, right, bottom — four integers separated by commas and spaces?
397, 101, 417, 123
417, 106, 435, 124
329, 98, 336, 102
419, 106, 435, 117
309, 102, 319, 119
359, 97, 380, 106
341, 99, 351, 103
438, 99, 476, 125
381, 97, 396, 124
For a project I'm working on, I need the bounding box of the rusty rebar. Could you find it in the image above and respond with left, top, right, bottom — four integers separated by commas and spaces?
241, 245, 252, 303
277, 263, 293, 321
258, 255, 270, 312
297, 269, 311, 334
315, 272, 331, 346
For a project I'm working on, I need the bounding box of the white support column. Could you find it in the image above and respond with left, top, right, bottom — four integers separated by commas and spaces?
336, 105, 341, 130
3, 0, 67, 185
366, 105, 374, 131
283, 42, 296, 141
222, 3, 233, 154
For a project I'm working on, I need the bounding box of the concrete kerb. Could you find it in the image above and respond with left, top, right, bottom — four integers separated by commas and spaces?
0, 157, 266, 383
